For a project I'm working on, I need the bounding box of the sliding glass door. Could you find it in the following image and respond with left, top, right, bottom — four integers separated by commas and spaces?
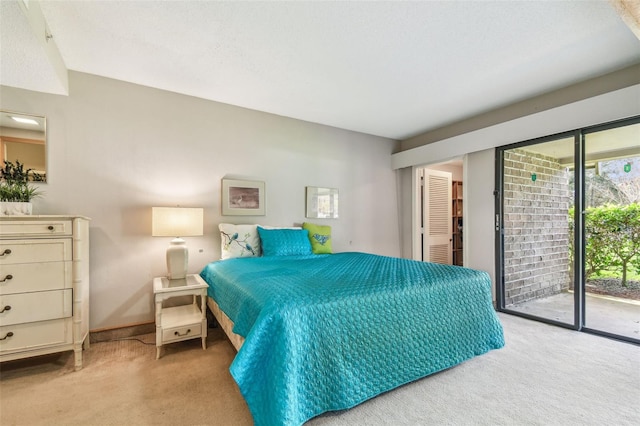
582, 123, 640, 340
496, 133, 578, 328
496, 117, 639, 343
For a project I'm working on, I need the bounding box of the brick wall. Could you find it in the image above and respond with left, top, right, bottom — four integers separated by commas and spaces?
503, 148, 571, 306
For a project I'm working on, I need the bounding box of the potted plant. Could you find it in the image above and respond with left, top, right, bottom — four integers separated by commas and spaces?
0, 160, 42, 215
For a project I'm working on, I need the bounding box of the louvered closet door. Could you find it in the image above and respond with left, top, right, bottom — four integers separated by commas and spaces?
423, 169, 452, 264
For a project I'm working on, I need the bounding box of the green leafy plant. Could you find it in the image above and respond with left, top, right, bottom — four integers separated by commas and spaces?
587, 203, 640, 287
573, 203, 640, 287
0, 160, 42, 202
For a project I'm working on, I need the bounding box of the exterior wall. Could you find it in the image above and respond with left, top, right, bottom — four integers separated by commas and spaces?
502, 148, 571, 305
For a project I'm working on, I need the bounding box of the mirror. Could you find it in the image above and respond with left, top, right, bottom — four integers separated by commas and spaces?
306, 186, 339, 219
0, 110, 47, 182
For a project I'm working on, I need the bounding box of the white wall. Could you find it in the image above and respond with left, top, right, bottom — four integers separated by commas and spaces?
397, 167, 413, 259
0, 72, 400, 330
464, 149, 496, 298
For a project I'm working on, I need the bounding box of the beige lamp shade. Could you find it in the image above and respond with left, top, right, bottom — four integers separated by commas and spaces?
152, 207, 203, 237
152, 207, 203, 280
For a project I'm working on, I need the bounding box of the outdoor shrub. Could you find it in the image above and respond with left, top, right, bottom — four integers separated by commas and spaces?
581, 203, 640, 287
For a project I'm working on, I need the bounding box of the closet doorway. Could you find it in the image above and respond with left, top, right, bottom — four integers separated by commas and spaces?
416, 159, 464, 266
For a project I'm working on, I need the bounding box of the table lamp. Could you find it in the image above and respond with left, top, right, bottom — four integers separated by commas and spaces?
152, 207, 203, 280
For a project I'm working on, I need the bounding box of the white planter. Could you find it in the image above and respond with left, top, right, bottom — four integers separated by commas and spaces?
0, 202, 33, 215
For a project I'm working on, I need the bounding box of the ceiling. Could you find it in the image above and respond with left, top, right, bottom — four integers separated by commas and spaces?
1, 1, 639, 141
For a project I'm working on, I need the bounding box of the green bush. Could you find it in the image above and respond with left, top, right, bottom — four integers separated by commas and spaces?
570, 203, 640, 287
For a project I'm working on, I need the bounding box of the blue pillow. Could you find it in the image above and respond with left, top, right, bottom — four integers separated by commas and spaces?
257, 227, 312, 256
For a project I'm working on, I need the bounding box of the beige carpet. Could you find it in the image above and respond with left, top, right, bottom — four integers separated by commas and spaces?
1, 313, 639, 425
0, 327, 252, 425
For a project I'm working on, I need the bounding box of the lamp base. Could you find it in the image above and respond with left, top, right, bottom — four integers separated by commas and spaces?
166, 238, 188, 280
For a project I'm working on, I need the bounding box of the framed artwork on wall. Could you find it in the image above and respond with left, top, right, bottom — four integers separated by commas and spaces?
306, 186, 338, 219
222, 179, 265, 216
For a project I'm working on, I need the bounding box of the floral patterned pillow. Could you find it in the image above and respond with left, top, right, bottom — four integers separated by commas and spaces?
219, 223, 260, 259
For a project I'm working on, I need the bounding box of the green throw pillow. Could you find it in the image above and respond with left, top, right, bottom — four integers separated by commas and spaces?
302, 222, 332, 254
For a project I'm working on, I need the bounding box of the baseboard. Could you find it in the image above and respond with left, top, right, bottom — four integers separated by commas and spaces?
90, 322, 155, 343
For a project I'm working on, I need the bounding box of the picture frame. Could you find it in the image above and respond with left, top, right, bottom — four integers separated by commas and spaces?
222, 179, 265, 216
306, 186, 339, 219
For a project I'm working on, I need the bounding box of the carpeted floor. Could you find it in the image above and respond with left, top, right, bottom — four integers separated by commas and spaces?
0, 326, 252, 425
1, 313, 638, 425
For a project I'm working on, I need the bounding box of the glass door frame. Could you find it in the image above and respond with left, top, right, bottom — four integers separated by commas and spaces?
494, 129, 582, 331
580, 116, 640, 343
494, 115, 640, 344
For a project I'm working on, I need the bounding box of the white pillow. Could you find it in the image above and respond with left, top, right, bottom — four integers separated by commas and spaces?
219, 223, 261, 259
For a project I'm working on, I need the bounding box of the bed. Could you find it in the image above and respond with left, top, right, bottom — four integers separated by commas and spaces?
200, 238, 504, 426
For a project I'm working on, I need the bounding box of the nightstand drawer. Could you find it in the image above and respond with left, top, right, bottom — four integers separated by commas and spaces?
0, 220, 72, 237
0, 289, 72, 326
0, 261, 72, 295
0, 319, 72, 354
162, 323, 202, 343
0, 239, 72, 264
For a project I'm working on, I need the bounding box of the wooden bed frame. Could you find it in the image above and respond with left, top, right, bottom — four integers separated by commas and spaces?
207, 296, 244, 351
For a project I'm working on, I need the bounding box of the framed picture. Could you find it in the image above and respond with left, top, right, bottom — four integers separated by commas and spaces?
222, 179, 265, 216
306, 186, 338, 219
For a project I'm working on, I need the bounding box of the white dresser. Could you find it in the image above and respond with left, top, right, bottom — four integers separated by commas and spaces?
0, 215, 90, 370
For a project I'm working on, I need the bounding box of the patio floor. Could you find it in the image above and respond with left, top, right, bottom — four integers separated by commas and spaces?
507, 291, 640, 341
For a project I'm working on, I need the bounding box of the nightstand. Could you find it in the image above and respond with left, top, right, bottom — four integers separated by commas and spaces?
153, 274, 208, 359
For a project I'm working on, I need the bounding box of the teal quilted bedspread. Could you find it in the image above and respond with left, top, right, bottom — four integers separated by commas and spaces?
200, 252, 504, 426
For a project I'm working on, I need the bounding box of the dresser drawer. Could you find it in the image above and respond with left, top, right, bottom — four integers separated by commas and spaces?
0, 261, 72, 295
0, 220, 72, 237
0, 239, 72, 265
0, 319, 72, 354
0, 216, 89, 370
0, 289, 72, 326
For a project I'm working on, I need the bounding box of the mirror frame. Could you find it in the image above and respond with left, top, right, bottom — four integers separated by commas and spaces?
306, 186, 339, 219
0, 110, 47, 182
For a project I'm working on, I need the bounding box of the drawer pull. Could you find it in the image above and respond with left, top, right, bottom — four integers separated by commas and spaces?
0, 274, 13, 282
0, 331, 14, 340
0, 249, 11, 257
174, 329, 191, 337
0, 305, 11, 313
47, 225, 55, 231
